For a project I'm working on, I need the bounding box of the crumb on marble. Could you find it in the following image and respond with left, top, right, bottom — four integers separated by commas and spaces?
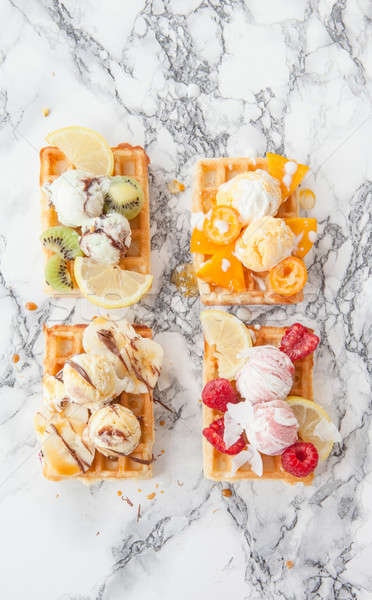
12, 354, 20, 364
177, 480, 184, 487
168, 179, 185, 194
147, 492, 156, 500
117, 490, 122, 496
137, 504, 141, 522
25, 302, 38, 311
159, 420, 165, 426
222, 488, 232, 497
286, 560, 294, 569
42, 107, 50, 117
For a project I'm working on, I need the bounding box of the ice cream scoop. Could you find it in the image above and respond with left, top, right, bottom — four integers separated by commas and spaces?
236, 345, 294, 405
63, 353, 121, 408
80, 212, 131, 265
235, 216, 295, 272
216, 171, 282, 226
87, 404, 141, 457
42, 374, 69, 412
245, 400, 298, 455
47, 169, 107, 227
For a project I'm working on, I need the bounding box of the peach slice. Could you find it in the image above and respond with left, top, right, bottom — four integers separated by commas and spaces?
284, 218, 317, 258
190, 228, 234, 255
267, 153, 309, 199
196, 249, 246, 292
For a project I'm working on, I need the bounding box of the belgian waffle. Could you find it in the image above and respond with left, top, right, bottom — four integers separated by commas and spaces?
192, 157, 302, 305
202, 325, 314, 485
42, 323, 154, 481
40, 143, 150, 296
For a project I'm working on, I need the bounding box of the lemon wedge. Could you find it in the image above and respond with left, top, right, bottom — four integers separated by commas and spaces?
200, 309, 252, 379
287, 396, 340, 460
74, 257, 152, 308
46, 126, 114, 176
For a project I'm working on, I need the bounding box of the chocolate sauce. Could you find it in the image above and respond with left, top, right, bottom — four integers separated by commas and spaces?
123, 341, 152, 392
97, 329, 126, 367
66, 360, 95, 388
55, 369, 64, 382
81, 176, 101, 217
128, 454, 154, 465
154, 397, 175, 414
98, 426, 128, 441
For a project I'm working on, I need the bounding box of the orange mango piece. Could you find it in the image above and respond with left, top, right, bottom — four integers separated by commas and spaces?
267, 153, 309, 199
190, 228, 234, 255
196, 249, 246, 292
284, 218, 317, 258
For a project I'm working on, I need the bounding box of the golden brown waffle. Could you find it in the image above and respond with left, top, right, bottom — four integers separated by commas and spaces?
192, 157, 302, 305
203, 325, 314, 485
40, 143, 150, 296
42, 322, 154, 481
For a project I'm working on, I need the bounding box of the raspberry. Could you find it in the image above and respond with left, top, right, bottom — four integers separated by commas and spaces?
281, 442, 319, 477
202, 378, 239, 413
203, 417, 245, 455
280, 323, 319, 362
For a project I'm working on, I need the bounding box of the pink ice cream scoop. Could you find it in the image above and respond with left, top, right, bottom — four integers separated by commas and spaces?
236, 345, 294, 405
245, 399, 299, 455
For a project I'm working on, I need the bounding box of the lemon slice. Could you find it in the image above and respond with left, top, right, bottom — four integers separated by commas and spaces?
46, 126, 114, 176
287, 396, 340, 460
200, 309, 252, 379
74, 257, 152, 308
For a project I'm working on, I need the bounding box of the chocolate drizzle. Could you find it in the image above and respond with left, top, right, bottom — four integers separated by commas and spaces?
97, 329, 126, 367
122, 341, 152, 392
54, 369, 64, 382
154, 398, 175, 414
128, 454, 155, 465
98, 426, 128, 441
66, 360, 95, 388
81, 176, 101, 217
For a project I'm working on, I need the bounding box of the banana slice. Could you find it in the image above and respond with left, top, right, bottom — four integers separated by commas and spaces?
35, 412, 94, 478
87, 404, 141, 457
42, 374, 68, 412
120, 337, 164, 394
63, 352, 119, 408
83, 317, 163, 394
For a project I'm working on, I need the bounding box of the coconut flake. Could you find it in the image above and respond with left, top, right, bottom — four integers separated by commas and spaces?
221, 258, 231, 272
313, 419, 341, 442
230, 447, 263, 476
223, 411, 244, 447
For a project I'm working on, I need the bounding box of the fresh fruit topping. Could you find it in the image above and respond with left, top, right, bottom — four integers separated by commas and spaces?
200, 310, 253, 380
46, 126, 114, 176
286, 396, 340, 460
203, 417, 245, 455
105, 176, 144, 220
40, 226, 83, 260
299, 189, 316, 210
45, 254, 73, 292
281, 441, 319, 477
74, 257, 152, 308
190, 228, 234, 255
266, 153, 309, 199
284, 218, 317, 258
268, 256, 307, 297
280, 323, 319, 361
196, 249, 246, 292
202, 378, 239, 413
203, 206, 241, 245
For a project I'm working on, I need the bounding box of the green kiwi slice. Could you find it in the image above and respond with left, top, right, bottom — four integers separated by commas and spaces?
104, 176, 144, 220
40, 226, 82, 260
45, 255, 73, 292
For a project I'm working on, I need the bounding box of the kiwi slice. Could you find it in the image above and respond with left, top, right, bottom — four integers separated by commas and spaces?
104, 176, 144, 220
45, 255, 73, 292
41, 226, 82, 260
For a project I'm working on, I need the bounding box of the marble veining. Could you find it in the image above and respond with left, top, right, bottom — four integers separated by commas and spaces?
0, 1, 371, 599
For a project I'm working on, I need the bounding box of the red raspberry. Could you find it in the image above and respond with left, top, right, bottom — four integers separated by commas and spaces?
281, 442, 319, 477
280, 323, 319, 362
203, 417, 245, 455
202, 378, 239, 413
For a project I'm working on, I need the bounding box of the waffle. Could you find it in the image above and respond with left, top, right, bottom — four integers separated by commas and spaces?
40, 143, 151, 296
192, 157, 302, 305
42, 322, 154, 481
203, 325, 314, 485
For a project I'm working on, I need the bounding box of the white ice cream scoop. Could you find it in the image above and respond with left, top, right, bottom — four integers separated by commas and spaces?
47, 169, 108, 227
80, 212, 131, 265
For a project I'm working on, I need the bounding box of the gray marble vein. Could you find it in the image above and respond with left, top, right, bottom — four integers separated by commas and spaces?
0, 0, 371, 599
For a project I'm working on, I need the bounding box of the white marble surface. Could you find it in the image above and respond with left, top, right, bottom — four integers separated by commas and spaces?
0, 1, 371, 599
